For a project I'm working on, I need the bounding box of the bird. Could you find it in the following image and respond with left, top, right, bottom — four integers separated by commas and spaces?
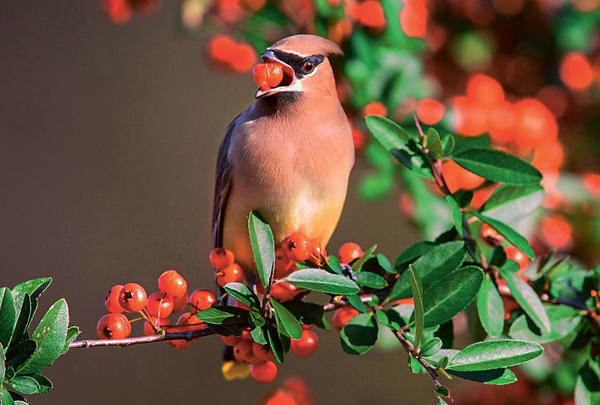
211, 34, 355, 283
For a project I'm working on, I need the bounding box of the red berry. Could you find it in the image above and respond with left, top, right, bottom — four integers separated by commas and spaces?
332, 306, 359, 332
252, 342, 275, 362
234, 339, 255, 363
97, 313, 131, 339
216, 263, 244, 287
166, 326, 191, 351
251, 361, 278, 383
301, 323, 314, 330
166, 312, 205, 349
172, 292, 189, 313
105, 284, 124, 313
146, 292, 174, 318
220, 334, 239, 347
189, 288, 216, 311
505, 246, 529, 272
209, 247, 235, 270
309, 242, 327, 266
286, 232, 313, 262
270, 281, 300, 303
158, 270, 188, 298
118, 283, 147, 312
275, 246, 295, 279
143, 316, 168, 336
481, 223, 504, 247
338, 242, 364, 264
290, 329, 319, 358
252, 62, 284, 90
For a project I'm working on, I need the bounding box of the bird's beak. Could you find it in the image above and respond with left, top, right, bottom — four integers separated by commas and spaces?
255, 50, 299, 99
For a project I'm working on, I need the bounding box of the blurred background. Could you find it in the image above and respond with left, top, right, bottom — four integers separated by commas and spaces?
2, 0, 600, 404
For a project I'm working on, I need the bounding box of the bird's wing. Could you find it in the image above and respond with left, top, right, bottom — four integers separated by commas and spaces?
212, 114, 240, 248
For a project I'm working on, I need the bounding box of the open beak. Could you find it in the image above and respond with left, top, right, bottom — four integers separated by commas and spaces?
255, 50, 298, 99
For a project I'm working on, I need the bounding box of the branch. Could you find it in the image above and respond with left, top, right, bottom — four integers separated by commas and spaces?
394, 329, 454, 404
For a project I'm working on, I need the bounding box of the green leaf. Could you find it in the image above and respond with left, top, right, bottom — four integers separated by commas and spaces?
326, 255, 344, 275
390, 241, 466, 300
248, 211, 275, 288
508, 305, 582, 343
422, 266, 484, 327
476, 276, 505, 336
359, 172, 394, 201
426, 128, 444, 158
365, 115, 411, 152
224, 282, 259, 309
250, 326, 267, 345
351, 244, 377, 272
0, 288, 17, 348
580, 361, 600, 392
1, 387, 15, 405
195, 306, 247, 325
340, 313, 378, 355
480, 184, 544, 223
282, 301, 329, 330
10, 294, 31, 346
284, 269, 359, 295
376, 254, 394, 273
248, 310, 266, 328
346, 294, 367, 313
31, 373, 52, 393
474, 213, 535, 259
5, 340, 36, 369
421, 337, 442, 357
269, 299, 302, 340
62, 326, 80, 354
394, 241, 435, 270
498, 266, 550, 334
576, 373, 592, 405
12, 278, 51, 303
449, 368, 517, 385
453, 190, 473, 208
6, 375, 41, 395
452, 148, 542, 185
447, 339, 543, 371
409, 265, 424, 350
376, 308, 406, 331
446, 195, 463, 236
18, 298, 69, 375
356, 272, 388, 289
266, 325, 284, 364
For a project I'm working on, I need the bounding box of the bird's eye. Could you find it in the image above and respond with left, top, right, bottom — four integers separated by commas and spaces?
302, 61, 315, 73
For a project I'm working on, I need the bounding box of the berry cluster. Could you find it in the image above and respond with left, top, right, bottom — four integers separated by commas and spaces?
97, 270, 215, 351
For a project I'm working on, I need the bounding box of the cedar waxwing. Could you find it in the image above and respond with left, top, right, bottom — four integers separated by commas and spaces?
212, 34, 354, 283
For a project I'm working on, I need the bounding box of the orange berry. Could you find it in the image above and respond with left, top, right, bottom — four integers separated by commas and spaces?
105, 284, 124, 313
231, 43, 257, 73
270, 281, 300, 303
234, 339, 255, 363
97, 313, 131, 339
338, 242, 364, 264
466, 74, 504, 106
252, 342, 276, 362
158, 270, 188, 298
251, 361, 278, 383
505, 246, 529, 272
252, 62, 284, 91
451, 96, 488, 137
220, 334, 239, 347
351, 0, 386, 28
290, 329, 319, 358
286, 232, 313, 262
488, 101, 517, 143
189, 288, 216, 311
582, 172, 600, 198
332, 306, 359, 332
166, 327, 191, 351
442, 160, 485, 193
172, 292, 189, 313
417, 98, 445, 125
540, 214, 573, 249
209, 247, 235, 270
118, 283, 147, 312
352, 127, 367, 150
216, 263, 244, 287
513, 99, 557, 149
480, 223, 504, 247
146, 292, 174, 318
363, 101, 387, 117
275, 246, 295, 279
399, 0, 428, 37
102, 0, 132, 24
560, 52, 593, 91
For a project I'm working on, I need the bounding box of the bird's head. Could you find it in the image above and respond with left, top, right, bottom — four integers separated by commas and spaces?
254, 34, 343, 99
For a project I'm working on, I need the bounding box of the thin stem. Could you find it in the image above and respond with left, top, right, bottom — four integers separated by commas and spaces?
69, 328, 214, 349
394, 329, 454, 404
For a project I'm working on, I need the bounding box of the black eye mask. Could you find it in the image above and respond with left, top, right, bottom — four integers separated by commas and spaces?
271, 50, 324, 79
